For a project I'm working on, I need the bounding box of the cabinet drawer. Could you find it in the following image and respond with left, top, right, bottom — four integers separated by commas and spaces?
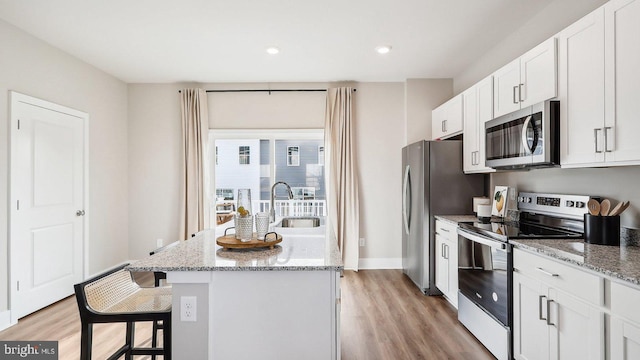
435, 220, 458, 240
513, 248, 603, 305
611, 281, 640, 325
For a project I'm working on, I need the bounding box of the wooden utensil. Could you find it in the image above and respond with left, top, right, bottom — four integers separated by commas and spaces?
612, 201, 630, 216
587, 199, 600, 216
600, 199, 611, 216
608, 201, 624, 216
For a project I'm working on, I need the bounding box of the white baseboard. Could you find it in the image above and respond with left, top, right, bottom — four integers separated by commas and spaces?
358, 257, 402, 270
0, 310, 16, 332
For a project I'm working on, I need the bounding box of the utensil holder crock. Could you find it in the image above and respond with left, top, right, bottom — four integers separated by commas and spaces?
584, 214, 620, 246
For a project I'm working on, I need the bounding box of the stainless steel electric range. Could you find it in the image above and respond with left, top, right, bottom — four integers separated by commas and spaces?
455, 192, 596, 360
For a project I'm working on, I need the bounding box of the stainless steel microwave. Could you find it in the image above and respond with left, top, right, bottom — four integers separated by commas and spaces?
485, 100, 559, 170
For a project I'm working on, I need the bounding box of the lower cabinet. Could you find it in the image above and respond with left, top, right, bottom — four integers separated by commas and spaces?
611, 318, 640, 360
513, 249, 605, 360
435, 220, 458, 308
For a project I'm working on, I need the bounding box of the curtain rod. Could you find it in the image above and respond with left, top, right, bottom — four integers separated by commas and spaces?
178, 88, 356, 93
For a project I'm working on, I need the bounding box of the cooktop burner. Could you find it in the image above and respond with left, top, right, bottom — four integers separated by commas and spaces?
458, 220, 583, 242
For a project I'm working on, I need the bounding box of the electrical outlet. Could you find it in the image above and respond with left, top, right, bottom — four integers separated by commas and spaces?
156, 238, 163, 248
359, 237, 365, 247
180, 296, 197, 322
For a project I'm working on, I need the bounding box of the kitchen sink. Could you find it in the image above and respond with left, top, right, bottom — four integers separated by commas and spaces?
279, 217, 321, 228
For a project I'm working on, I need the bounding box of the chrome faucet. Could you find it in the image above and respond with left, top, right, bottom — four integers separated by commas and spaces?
270, 181, 294, 223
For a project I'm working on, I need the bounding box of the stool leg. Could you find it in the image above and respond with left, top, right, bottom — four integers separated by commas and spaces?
125, 322, 134, 360
163, 315, 172, 360
151, 320, 158, 360
80, 322, 93, 360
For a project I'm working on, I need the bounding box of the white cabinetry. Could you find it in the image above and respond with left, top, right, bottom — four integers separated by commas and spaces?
493, 38, 557, 118
558, 7, 606, 166
561, 0, 640, 167
513, 249, 604, 360
431, 94, 463, 140
434, 220, 458, 308
611, 281, 640, 360
463, 76, 495, 173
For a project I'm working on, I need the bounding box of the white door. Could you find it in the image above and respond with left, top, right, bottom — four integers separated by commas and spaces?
559, 7, 606, 166
611, 317, 640, 360
476, 76, 494, 173
605, 0, 640, 163
520, 37, 557, 108
493, 58, 521, 118
10, 92, 87, 321
462, 86, 478, 172
435, 234, 449, 294
513, 272, 549, 360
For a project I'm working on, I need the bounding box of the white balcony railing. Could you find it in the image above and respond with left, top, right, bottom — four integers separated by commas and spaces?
255, 200, 327, 217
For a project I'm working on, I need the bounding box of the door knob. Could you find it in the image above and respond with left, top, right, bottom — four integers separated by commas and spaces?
76, 210, 85, 216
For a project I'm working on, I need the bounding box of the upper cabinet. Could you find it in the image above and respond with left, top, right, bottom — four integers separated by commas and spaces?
462, 76, 495, 173
431, 94, 463, 140
493, 38, 557, 118
560, 0, 640, 167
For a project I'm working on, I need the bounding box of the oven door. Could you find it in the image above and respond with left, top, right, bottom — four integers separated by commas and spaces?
458, 228, 512, 327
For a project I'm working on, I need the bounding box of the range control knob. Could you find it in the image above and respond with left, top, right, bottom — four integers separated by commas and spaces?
575, 201, 586, 208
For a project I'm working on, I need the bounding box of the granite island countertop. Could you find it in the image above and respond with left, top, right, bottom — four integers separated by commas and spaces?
511, 239, 640, 287
127, 227, 343, 272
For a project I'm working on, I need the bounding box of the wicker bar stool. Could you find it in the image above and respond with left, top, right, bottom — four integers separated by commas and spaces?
74, 264, 172, 360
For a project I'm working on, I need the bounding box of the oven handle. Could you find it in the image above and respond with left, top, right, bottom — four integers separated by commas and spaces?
457, 228, 507, 250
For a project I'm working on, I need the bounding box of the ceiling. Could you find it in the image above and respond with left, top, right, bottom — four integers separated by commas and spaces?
0, 0, 556, 84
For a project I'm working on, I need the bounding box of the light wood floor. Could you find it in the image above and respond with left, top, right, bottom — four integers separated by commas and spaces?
0, 270, 493, 359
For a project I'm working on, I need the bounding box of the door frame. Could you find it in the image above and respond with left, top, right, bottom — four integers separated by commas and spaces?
8, 91, 90, 324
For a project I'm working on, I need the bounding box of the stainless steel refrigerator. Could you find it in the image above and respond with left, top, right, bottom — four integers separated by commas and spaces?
402, 140, 486, 295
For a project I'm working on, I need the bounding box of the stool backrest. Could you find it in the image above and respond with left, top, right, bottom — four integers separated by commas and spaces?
83, 268, 140, 312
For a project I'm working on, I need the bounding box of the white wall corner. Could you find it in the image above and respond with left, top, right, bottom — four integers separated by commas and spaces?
0, 310, 16, 332
358, 257, 402, 270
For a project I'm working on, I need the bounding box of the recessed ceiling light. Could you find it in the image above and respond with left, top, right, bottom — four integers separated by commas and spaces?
266, 47, 280, 55
375, 45, 392, 54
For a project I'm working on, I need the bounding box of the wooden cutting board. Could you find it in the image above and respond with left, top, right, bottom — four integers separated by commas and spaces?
216, 233, 282, 250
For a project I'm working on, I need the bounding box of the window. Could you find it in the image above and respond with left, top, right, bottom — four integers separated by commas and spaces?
318, 146, 324, 165
211, 130, 325, 227
239, 146, 250, 165
287, 146, 300, 166
215, 188, 234, 201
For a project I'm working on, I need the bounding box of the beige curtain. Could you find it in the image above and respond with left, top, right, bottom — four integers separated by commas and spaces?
179, 89, 209, 240
325, 87, 360, 270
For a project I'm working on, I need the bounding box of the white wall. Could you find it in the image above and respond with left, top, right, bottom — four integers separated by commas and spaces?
0, 19, 129, 312
127, 84, 184, 259
454, 0, 608, 94
405, 79, 453, 144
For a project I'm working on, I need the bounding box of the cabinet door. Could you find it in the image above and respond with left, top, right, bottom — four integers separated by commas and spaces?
559, 8, 606, 167
493, 58, 521, 118
431, 104, 446, 140
476, 76, 494, 173
462, 86, 478, 172
435, 234, 449, 294
445, 94, 464, 137
446, 238, 458, 308
605, 0, 640, 164
520, 37, 557, 108
611, 317, 640, 360
548, 289, 604, 360
513, 272, 549, 360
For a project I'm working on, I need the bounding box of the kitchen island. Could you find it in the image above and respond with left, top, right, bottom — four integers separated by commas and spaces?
127, 223, 343, 360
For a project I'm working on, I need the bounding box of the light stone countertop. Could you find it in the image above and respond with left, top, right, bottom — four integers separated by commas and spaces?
511, 239, 640, 287
127, 226, 343, 272
434, 214, 479, 225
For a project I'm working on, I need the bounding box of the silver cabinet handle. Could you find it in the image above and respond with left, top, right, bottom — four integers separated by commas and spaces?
536, 267, 559, 277
439, 228, 450, 233
76, 210, 85, 216
444, 244, 449, 260
441, 243, 445, 258
594, 128, 603, 153
546, 299, 556, 327
442, 120, 446, 132
513, 85, 519, 104
539, 295, 547, 321
519, 83, 524, 103
604, 127, 612, 152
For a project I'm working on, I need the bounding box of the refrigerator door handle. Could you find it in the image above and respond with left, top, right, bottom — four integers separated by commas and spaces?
402, 165, 412, 235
